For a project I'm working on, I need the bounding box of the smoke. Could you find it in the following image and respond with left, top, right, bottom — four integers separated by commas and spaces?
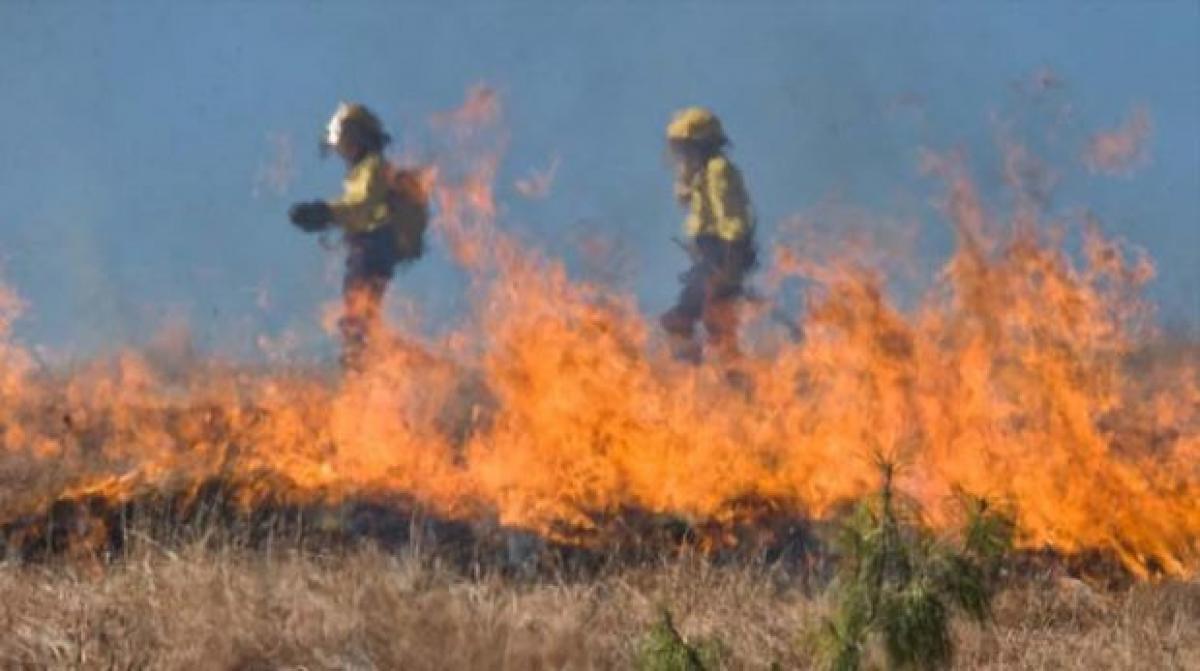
252, 132, 297, 198
1084, 106, 1153, 176
1015, 65, 1067, 97
0, 279, 31, 398
514, 154, 560, 200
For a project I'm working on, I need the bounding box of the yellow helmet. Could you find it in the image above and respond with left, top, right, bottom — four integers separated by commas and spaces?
325, 102, 390, 150
666, 107, 727, 144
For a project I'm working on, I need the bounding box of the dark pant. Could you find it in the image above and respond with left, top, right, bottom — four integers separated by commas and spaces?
660, 237, 754, 362
340, 227, 400, 371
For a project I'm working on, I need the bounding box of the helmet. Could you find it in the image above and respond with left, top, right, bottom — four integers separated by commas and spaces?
325, 102, 390, 151
666, 107, 727, 144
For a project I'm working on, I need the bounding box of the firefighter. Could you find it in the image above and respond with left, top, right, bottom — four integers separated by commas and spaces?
289, 102, 429, 371
660, 107, 757, 363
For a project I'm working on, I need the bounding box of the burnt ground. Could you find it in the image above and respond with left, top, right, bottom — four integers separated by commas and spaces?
0, 471, 1140, 591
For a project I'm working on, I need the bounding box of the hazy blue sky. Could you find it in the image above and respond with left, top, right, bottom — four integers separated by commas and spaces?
1, 2, 1196, 360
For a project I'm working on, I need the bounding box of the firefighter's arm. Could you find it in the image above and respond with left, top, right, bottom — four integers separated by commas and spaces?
289, 201, 332, 232
706, 158, 750, 243
328, 161, 387, 234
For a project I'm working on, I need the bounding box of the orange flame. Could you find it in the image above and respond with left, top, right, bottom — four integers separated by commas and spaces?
1, 89, 1196, 578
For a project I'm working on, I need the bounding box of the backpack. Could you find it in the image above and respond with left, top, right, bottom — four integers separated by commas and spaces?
384, 165, 432, 262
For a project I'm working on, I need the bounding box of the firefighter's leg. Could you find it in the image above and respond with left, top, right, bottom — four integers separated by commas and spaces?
703, 283, 753, 394
660, 266, 705, 363
702, 292, 741, 362
339, 231, 400, 372
337, 244, 382, 370
339, 276, 387, 372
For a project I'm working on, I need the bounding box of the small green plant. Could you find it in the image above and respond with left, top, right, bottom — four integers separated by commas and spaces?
636, 608, 725, 671
822, 460, 1013, 670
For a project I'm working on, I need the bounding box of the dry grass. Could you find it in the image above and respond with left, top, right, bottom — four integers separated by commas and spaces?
0, 538, 1196, 670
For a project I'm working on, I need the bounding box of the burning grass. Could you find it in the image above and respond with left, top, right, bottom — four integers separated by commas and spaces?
1, 86, 1198, 667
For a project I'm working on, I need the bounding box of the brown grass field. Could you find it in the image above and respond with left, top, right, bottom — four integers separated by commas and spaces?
1, 536, 1196, 670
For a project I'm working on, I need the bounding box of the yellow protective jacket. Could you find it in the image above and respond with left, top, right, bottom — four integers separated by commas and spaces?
330, 153, 399, 235
677, 155, 753, 242
329, 152, 429, 258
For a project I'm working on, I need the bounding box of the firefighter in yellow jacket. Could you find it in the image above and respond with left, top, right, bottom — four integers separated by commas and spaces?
289, 102, 428, 370
660, 107, 757, 362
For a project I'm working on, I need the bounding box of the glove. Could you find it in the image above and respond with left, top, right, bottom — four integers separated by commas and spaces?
288, 201, 333, 232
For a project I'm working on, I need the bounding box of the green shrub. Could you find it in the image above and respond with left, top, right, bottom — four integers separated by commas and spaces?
822, 460, 1013, 670
636, 608, 725, 671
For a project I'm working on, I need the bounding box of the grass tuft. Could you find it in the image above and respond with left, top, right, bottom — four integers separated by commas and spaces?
635, 608, 725, 671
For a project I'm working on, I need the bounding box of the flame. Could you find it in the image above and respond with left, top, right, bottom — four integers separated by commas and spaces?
1, 88, 1197, 578
515, 155, 560, 199
1084, 106, 1153, 176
